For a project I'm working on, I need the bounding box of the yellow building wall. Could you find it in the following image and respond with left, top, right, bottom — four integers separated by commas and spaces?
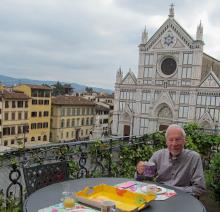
14, 85, 51, 144
51, 105, 95, 142
1, 99, 29, 147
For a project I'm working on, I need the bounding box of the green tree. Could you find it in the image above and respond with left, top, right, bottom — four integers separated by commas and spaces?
85, 87, 94, 93
52, 81, 65, 96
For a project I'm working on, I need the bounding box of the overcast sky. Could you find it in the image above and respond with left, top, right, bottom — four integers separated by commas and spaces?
0, 0, 220, 89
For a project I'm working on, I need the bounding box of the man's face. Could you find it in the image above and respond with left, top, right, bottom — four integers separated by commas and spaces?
166, 127, 186, 156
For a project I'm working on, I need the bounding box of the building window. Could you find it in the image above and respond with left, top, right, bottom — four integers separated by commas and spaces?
182, 67, 192, 79
39, 111, 42, 117
24, 112, 28, 119
4, 112, 8, 121
4, 140, 8, 146
90, 117, 93, 125
32, 90, 38, 97
141, 103, 149, 114
144, 67, 153, 78
18, 126, 22, 134
31, 123, 37, 129
61, 119, 65, 128
37, 123, 42, 128
31, 137, 35, 141
3, 127, 10, 136
32, 99, 37, 105
61, 108, 65, 116
81, 118, 84, 126
66, 132, 69, 138
25, 101, 28, 107
44, 100, 49, 105
12, 112, 16, 120
77, 118, 80, 126
72, 108, 76, 116
5, 101, 9, 108
86, 118, 89, 125
183, 53, 193, 65
17, 101, 23, 108
18, 112, 22, 120
179, 106, 188, 118
140, 118, 149, 135
119, 101, 125, 111
43, 122, 48, 128
31, 112, 37, 117
38, 100, 44, 105
12, 101, 16, 108
11, 127, 15, 135
81, 130, 83, 136
66, 119, 70, 128
72, 119, 75, 127
77, 108, 80, 116
38, 136, 41, 141
179, 94, 189, 104
142, 91, 151, 102
11, 140, 15, 145
43, 111, 49, 117
67, 108, 71, 116
145, 54, 154, 65
43, 135, 47, 141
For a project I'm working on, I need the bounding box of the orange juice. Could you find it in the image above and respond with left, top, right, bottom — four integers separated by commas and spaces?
63, 197, 75, 208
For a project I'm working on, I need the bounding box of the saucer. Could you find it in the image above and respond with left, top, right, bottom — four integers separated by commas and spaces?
141, 185, 167, 195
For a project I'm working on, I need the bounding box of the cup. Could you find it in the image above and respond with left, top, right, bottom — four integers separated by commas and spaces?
63, 194, 75, 209
143, 162, 156, 178
101, 200, 116, 212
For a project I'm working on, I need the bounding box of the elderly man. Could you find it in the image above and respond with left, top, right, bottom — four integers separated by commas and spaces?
150, 124, 206, 197
136, 124, 206, 197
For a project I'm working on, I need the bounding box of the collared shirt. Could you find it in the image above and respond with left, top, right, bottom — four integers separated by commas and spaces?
149, 148, 206, 196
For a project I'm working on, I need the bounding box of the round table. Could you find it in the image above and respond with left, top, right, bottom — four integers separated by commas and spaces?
23, 178, 206, 212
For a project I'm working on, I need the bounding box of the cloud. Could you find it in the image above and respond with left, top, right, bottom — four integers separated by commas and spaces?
0, 0, 219, 89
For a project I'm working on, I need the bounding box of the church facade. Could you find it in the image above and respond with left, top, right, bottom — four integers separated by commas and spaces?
112, 6, 220, 136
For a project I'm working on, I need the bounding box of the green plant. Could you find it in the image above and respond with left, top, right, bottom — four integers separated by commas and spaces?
113, 143, 153, 178
205, 152, 220, 203
68, 160, 80, 179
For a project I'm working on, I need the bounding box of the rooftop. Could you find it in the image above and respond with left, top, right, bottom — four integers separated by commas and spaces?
52, 95, 96, 106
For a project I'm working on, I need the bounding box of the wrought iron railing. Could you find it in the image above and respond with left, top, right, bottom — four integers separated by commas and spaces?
0, 133, 218, 210
0, 135, 155, 210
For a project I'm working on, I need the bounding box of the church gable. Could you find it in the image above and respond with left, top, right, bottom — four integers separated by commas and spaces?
146, 18, 194, 51
151, 28, 188, 50
121, 71, 137, 85
200, 72, 220, 88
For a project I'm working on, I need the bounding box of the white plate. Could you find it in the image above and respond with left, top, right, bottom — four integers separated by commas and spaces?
140, 185, 167, 195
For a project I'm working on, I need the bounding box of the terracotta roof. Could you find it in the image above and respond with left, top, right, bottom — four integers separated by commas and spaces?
97, 94, 114, 98
201, 53, 220, 81
52, 96, 96, 106
95, 104, 110, 111
2, 90, 29, 99
22, 84, 52, 90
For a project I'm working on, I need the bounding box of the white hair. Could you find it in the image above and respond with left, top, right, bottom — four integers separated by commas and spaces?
165, 124, 186, 139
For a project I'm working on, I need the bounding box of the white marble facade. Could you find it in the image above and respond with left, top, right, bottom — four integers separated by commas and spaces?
112, 5, 220, 136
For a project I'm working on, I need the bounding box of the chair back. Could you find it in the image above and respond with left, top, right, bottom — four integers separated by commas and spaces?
23, 161, 68, 196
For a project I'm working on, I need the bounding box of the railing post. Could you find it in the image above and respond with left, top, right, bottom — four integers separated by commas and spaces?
6, 163, 23, 208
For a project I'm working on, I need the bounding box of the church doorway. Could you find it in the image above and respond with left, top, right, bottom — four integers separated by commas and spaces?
123, 125, 130, 137
159, 124, 169, 131
156, 104, 173, 131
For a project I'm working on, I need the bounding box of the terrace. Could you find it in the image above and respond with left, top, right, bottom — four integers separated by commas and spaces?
0, 125, 219, 211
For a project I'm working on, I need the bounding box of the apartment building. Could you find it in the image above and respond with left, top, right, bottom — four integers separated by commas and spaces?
51, 96, 96, 142
0, 90, 29, 147
95, 104, 110, 136
14, 84, 51, 144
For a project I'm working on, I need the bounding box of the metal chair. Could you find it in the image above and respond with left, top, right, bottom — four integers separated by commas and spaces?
23, 161, 68, 196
